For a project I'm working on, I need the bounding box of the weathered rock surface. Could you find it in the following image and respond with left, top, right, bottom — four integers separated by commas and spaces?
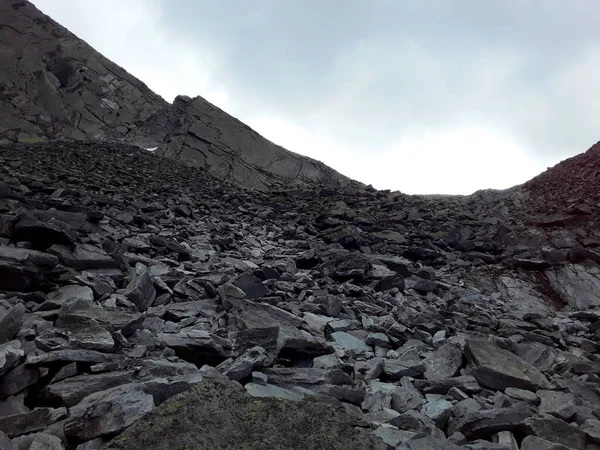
102, 379, 385, 450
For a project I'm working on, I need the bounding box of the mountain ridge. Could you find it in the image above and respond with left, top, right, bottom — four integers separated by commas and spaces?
0, 0, 359, 191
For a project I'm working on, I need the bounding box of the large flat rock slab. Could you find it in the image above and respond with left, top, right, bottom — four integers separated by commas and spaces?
465, 339, 551, 391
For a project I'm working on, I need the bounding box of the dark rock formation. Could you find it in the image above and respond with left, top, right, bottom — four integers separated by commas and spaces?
0, 1, 358, 191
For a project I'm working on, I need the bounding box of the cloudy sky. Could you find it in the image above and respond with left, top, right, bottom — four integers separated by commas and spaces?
33, 0, 600, 194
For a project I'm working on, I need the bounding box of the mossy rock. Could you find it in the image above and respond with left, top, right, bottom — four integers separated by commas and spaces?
103, 380, 384, 450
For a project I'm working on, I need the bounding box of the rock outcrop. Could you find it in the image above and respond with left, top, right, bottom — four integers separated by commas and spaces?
0, 1, 358, 191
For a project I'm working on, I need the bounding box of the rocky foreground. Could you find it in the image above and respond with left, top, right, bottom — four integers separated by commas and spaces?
0, 141, 599, 449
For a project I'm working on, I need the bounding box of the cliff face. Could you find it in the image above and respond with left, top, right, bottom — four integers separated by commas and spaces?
0, 1, 167, 145
0, 1, 358, 190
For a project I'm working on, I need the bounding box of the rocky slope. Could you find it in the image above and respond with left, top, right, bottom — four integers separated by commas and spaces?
0, 1, 357, 191
0, 140, 599, 450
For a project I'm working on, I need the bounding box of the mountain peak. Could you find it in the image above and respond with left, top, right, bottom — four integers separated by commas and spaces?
0, 0, 358, 191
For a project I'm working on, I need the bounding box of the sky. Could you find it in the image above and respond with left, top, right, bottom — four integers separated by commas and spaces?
32, 0, 600, 195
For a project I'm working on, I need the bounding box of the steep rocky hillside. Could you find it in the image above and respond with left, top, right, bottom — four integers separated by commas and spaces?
0, 140, 599, 450
0, 1, 357, 191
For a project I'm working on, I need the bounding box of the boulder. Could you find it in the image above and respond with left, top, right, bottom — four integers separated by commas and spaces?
465, 339, 550, 391
64, 384, 154, 441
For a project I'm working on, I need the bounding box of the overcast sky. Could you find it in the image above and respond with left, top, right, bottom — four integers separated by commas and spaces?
33, 0, 600, 194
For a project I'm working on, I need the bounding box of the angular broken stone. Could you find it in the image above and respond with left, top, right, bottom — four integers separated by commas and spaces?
35, 315, 114, 353
0, 341, 23, 376
159, 329, 231, 366
38, 285, 94, 312
232, 272, 269, 299
49, 243, 116, 270
222, 346, 267, 381
522, 414, 586, 449
41, 371, 136, 407
13, 216, 76, 249
64, 384, 154, 441
465, 339, 550, 391
26, 349, 125, 366
456, 403, 536, 441
330, 331, 371, 355
141, 373, 206, 406
537, 390, 576, 420
18, 432, 64, 450
123, 266, 156, 311
0, 407, 67, 438
245, 382, 304, 401
424, 342, 464, 381
0, 303, 25, 344
520, 436, 571, 450
0, 364, 42, 400
383, 358, 426, 380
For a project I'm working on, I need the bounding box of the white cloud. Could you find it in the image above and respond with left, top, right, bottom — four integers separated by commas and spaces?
32, 0, 228, 107
249, 115, 547, 194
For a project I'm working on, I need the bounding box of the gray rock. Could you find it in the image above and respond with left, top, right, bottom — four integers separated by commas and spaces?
232, 272, 269, 299
26, 349, 125, 366
390, 409, 444, 437
0, 393, 29, 417
545, 264, 600, 310
163, 299, 220, 322
36, 315, 114, 353
582, 419, 600, 444
504, 387, 539, 405
0, 341, 23, 376
398, 436, 463, 450
366, 332, 390, 347
362, 382, 397, 412
159, 329, 231, 365
141, 373, 206, 406
364, 408, 401, 426
64, 306, 143, 335
222, 346, 267, 381
465, 339, 550, 391
330, 331, 371, 355
456, 403, 536, 440
391, 387, 425, 414
452, 398, 482, 418
64, 384, 154, 441
123, 266, 156, 311
49, 244, 116, 270
537, 390, 576, 420
13, 215, 76, 248
245, 382, 304, 401
383, 358, 426, 380
0, 431, 12, 450
104, 380, 384, 449
0, 364, 42, 400
41, 371, 136, 407
0, 407, 66, 438
522, 414, 586, 449
520, 436, 571, 450
39, 285, 94, 311
373, 425, 415, 448
0, 304, 25, 344
18, 432, 64, 450
424, 342, 464, 381
424, 375, 482, 395
423, 396, 453, 428
313, 354, 341, 370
